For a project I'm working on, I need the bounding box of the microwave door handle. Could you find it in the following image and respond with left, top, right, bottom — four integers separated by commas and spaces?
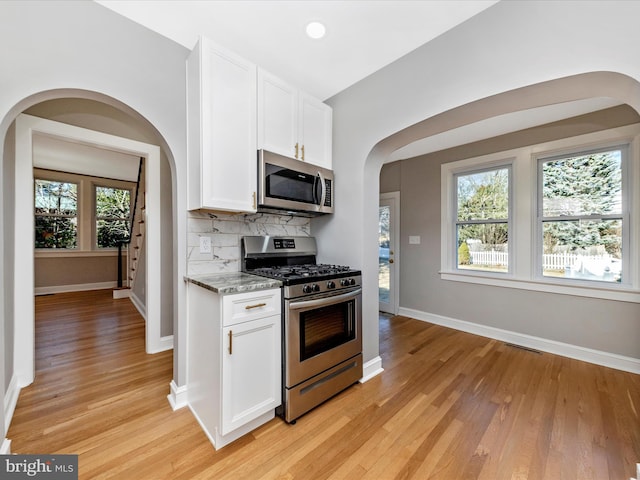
317, 171, 326, 207
312, 174, 319, 205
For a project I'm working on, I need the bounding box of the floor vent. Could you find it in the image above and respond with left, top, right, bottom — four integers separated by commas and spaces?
505, 343, 542, 354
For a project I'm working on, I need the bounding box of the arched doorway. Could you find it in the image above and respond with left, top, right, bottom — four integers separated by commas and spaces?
360, 72, 640, 377
5, 91, 176, 390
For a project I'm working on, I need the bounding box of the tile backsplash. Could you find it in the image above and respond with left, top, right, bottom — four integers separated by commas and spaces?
187, 211, 311, 275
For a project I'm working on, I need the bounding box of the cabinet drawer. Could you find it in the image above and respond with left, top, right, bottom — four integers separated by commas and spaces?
222, 288, 281, 326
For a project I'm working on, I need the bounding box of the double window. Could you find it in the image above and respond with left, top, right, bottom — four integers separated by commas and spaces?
442, 125, 637, 298
34, 170, 133, 251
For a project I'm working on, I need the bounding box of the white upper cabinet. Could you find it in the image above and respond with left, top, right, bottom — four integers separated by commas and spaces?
187, 37, 257, 213
258, 69, 332, 169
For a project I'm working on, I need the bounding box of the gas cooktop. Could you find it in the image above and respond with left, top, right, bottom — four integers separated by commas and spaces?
241, 235, 361, 290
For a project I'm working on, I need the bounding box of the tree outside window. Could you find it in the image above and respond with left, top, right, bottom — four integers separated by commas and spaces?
96, 186, 131, 248
35, 179, 78, 249
455, 166, 510, 272
540, 148, 623, 282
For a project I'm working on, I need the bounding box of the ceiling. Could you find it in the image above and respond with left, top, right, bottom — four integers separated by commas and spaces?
95, 0, 499, 101
95, 1, 623, 160
33, 134, 140, 182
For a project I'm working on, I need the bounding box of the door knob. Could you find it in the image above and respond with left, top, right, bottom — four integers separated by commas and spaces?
389, 259, 394, 264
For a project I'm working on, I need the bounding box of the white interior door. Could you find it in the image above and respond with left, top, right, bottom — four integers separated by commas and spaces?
379, 192, 399, 314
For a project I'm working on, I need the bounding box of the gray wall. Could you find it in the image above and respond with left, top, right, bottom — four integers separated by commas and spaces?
317, 0, 640, 370
381, 106, 640, 358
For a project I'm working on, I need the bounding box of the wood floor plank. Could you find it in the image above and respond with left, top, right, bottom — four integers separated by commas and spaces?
6, 292, 639, 479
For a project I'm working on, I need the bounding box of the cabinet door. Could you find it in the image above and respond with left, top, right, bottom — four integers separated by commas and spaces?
190, 38, 257, 213
299, 93, 332, 169
257, 70, 299, 160
221, 315, 281, 435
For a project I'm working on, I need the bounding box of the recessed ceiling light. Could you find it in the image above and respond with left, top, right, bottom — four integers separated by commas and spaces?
305, 21, 326, 39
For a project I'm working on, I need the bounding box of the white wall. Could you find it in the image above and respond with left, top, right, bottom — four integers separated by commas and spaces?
316, 0, 640, 368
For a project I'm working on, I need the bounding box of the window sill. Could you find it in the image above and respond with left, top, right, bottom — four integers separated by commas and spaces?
440, 271, 640, 303
35, 249, 127, 259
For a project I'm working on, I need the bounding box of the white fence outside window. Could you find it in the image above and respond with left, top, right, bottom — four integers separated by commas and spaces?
469, 251, 618, 271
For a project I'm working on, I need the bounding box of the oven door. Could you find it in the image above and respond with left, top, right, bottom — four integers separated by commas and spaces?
285, 287, 362, 388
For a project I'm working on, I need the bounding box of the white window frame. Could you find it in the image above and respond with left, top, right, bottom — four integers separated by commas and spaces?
441, 124, 640, 303
453, 163, 513, 275
34, 168, 135, 257
34, 178, 80, 249
94, 183, 133, 249
535, 144, 629, 287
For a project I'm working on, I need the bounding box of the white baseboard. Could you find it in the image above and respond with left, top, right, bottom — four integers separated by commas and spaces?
359, 355, 384, 383
398, 307, 640, 374
129, 291, 146, 319
158, 335, 174, 352
1, 438, 11, 454
167, 380, 188, 411
4, 375, 19, 434
35, 281, 117, 296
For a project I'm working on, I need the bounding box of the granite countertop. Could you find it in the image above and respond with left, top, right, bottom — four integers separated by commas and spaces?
184, 272, 282, 294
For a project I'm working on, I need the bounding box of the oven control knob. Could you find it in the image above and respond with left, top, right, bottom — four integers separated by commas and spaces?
340, 278, 349, 287
312, 284, 320, 292
327, 281, 336, 289
302, 285, 313, 294
349, 278, 356, 286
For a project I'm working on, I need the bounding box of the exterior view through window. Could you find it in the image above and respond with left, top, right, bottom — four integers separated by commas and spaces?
34, 179, 78, 248
539, 147, 624, 283
378, 204, 390, 304
96, 186, 131, 248
455, 166, 510, 273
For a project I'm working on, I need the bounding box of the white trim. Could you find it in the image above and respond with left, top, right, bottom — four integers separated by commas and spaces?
441, 124, 640, 300
145, 144, 162, 354
0, 439, 11, 455
440, 272, 640, 303
167, 380, 188, 411
15, 114, 164, 387
35, 281, 117, 296
154, 335, 174, 354
359, 356, 384, 383
379, 192, 400, 315
4, 375, 19, 433
112, 288, 131, 299
398, 306, 640, 374
129, 291, 146, 320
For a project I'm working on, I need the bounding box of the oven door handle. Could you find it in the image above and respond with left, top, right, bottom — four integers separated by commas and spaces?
288, 288, 362, 310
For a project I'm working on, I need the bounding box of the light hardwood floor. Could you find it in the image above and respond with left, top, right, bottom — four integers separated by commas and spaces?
7, 290, 640, 479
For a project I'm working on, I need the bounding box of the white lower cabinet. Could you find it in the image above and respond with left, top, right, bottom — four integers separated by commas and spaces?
221, 315, 280, 434
187, 284, 281, 449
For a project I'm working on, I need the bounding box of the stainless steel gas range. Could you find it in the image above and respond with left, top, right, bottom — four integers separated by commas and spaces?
241, 235, 363, 423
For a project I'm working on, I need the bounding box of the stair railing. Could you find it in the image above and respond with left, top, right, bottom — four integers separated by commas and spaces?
117, 157, 144, 289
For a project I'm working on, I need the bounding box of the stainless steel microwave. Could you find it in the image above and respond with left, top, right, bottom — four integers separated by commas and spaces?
257, 150, 334, 216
